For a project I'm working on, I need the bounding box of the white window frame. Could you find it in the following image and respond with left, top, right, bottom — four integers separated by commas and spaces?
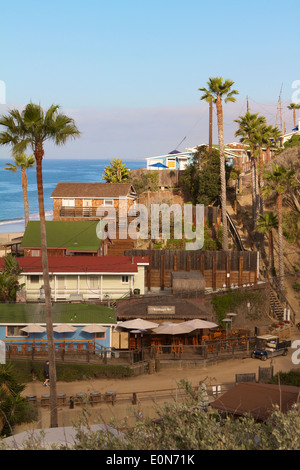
62, 198, 75, 207
122, 275, 129, 284
103, 199, 114, 207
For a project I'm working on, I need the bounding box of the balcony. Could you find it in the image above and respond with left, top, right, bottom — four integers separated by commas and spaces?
60, 206, 99, 218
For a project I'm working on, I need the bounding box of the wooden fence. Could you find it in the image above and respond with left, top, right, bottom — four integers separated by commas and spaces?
125, 249, 259, 290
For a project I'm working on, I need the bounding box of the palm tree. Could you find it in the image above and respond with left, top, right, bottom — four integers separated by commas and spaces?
262, 164, 296, 291
234, 112, 266, 226
287, 103, 300, 128
199, 77, 239, 251
4, 152, 35, 228
0, 103, 80, 428
256, 212, 278, 276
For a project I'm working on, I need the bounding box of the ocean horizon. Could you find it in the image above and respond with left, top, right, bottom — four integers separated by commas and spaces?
0, 158, 145, 234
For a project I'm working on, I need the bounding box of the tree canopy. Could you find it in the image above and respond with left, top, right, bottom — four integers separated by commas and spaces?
102, 158, 129, 183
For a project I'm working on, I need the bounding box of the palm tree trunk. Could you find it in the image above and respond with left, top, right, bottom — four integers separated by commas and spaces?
34, 142, 58, 428
21, 169, 30, 228
216, 96, 228, 251
254, 156, 259, 226
251, 154, 256, 225
276, 193, 284, 291
209, 100, 213, 155
269, 230, 275, 276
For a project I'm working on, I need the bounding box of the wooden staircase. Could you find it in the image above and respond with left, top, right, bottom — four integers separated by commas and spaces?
269, 289, 285, 322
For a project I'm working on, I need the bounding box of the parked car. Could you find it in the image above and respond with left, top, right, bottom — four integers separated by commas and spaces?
251, 335, 291, 361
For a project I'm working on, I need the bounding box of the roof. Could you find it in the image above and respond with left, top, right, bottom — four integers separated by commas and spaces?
0, 255, 149, 274
20, 221, 101, 251
0, 302, 116, 324
212, 382, 300, 420
1, 424, 123, 450
50, 182, 136, 199
117, 296, 215, 320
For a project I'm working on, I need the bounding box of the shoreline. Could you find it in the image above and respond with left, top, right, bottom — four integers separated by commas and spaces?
0, 211, 53, 235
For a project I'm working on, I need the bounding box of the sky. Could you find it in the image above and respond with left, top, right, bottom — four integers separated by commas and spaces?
0, 0, 299, 161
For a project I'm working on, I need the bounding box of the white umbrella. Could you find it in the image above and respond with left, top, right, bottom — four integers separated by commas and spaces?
53, 324, 77, 333
21, 324, 46, 333
181, 319, 219, 331
152, 322, 194, 335
81, 324, 106, 333
118, 318, 159, 330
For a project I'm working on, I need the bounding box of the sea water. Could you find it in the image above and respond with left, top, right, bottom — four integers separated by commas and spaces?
0, 158, 143, 233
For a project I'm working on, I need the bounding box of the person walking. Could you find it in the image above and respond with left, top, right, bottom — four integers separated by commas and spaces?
43, 360, 50, 386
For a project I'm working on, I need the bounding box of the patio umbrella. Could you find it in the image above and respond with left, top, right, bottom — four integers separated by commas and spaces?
152, 322, 194, 335
149, 162, 168, 168
53, 324, 77, 333
181, 319, 219, 331
21, 324, 46, 333
53, 324, 77, 350
81, 324, 106, 333
118, 318, 159, 330
21, 324, 46, 350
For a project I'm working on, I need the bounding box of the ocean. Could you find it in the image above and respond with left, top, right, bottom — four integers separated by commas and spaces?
0, 158, 144, 233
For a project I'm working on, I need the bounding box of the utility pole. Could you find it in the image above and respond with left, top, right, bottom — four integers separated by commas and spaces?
276, 84, 284, 133
247, 95, 249, 112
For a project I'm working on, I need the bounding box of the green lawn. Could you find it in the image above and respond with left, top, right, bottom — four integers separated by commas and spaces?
0, 302, 116, 324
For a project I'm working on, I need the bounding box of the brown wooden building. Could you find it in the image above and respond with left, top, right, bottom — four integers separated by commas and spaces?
51, 182, 137, 221
124, 249, 259, 291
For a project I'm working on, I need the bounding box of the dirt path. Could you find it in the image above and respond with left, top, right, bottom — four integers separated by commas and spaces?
23, 349, 299, 399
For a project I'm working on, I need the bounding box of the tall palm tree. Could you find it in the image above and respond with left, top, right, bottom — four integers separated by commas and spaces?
256, 212, 278, 276
199, 77, 239, 251
0, 103, 80, 428
234, 112, 266, 226
287, 103, 300, 128
4, 152, 35, 228
262, 164, 296, 291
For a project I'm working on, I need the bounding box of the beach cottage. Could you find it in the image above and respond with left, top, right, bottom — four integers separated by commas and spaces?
20, 220, 102, 257
0, 255, 149, 302
50, 182, 137, 221
0, 302, 116, 353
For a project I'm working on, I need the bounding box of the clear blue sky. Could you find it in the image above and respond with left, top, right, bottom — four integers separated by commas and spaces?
0, 0, 299, 160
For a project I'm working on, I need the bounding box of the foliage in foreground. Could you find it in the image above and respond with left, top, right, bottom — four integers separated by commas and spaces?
3, 380, 299, 450
0, 363, 37, 437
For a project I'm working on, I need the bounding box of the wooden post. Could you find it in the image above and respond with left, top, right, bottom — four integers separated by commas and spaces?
160, 255, 165, 291
226, 255, 231, 288
186, 255, 191, 272
174, 255, 178, 271
200, 254, 205, 276
239, 255, 243, 287
147, 264, 151, 291
212, 255, 217, 290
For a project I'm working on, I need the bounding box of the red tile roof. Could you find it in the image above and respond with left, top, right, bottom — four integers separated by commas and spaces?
0, 256, 149, 274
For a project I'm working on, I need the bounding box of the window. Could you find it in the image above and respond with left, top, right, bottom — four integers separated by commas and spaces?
104, 199, 114, 206
30, 275, 39, 284
6, 326, 27, 337
95, 332, 105, 339
83, 199, 92, 207
31, 249, 40, 257
122, 275, 129, 284
88, 275, 98, 289
62, 198, 75, 207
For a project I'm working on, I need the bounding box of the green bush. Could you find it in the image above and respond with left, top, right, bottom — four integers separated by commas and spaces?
269, 370, 300, 387
8, 361, 134, 383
